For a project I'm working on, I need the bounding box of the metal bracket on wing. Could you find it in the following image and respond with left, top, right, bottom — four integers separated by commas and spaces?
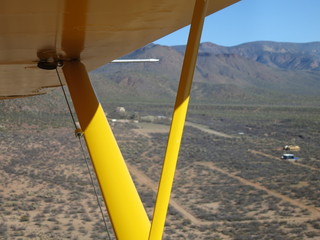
36, 49, 64, 70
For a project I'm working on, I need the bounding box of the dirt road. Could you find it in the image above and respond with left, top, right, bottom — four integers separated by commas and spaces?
134, 121, 234, 139
198, 161, 320, 221
249, 149, 320, 172
128, 163, 211, 226
185, 121, 235, 138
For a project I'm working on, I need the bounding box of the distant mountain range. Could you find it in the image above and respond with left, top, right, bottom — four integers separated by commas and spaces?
1, 41, 320, 116
91, 41, 320, 105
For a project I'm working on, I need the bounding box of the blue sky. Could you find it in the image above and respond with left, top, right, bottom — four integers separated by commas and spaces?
154, 0, 320, 46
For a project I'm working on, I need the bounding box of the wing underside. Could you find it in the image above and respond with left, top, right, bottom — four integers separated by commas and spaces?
0, 0, 239, 99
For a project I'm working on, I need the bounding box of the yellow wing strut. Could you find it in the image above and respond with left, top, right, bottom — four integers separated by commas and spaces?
62, 61, 150, 240
62, 1, 209, 239
148, 0, 209, 239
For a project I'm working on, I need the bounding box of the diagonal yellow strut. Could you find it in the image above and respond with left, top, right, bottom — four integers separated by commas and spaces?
62, 61, 150, 240
148, 0, 209, 239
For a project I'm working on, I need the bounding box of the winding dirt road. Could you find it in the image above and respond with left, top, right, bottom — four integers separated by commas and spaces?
249, 149, 320, 172
185, 121, 235, 138
197, 161, 320, 222
128, 163, 211, 226
129, 122, 320, 228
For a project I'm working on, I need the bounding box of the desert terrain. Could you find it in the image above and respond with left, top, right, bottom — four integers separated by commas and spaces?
1, 102, 320, 239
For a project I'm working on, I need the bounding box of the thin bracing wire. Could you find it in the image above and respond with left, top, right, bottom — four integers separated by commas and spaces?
55, 67, 112, 240
55, 68, 77, 129
77, 134, 113, 240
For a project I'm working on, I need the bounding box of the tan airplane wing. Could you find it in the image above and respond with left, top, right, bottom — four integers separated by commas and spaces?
0, 0, 239, 99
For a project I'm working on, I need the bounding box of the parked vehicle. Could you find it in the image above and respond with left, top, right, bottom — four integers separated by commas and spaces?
281, 154, 295, 160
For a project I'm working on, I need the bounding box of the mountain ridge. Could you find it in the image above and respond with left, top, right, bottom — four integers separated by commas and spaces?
1, 41, 320, 115
175, 41, 320, 71
89, 41, 320, 105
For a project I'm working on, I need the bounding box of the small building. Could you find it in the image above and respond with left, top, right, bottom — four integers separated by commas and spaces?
116, 107, 126, 113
